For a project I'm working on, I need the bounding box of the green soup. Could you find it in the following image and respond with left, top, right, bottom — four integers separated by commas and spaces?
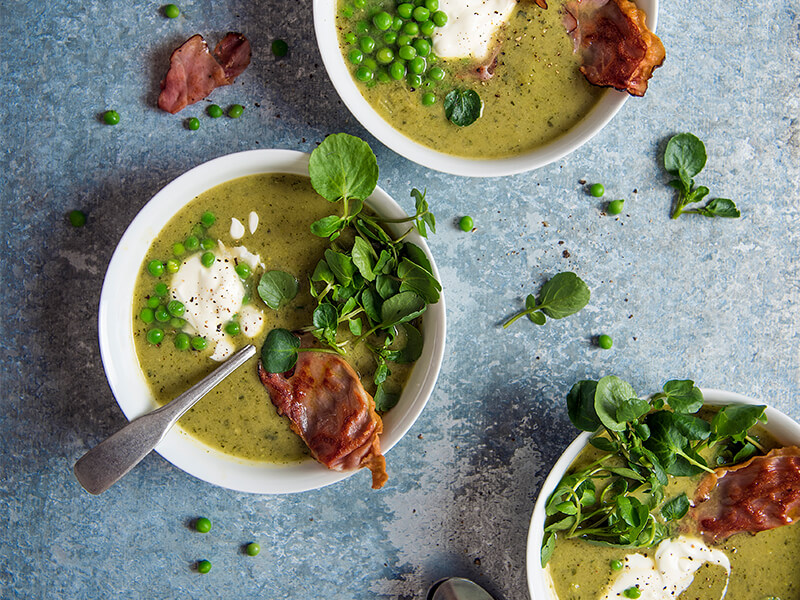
132, 173, 412, 463
336, 0, 603, 159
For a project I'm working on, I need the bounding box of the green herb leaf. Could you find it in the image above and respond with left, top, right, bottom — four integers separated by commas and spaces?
380, 291, 426, 326
398, 258, 442, 303
696, 197, 741, 218
313, 303, 338, 330
260, 328, 301, 373
310, 215, 345, 238
374, 384, 400, 411
589, 436, 618, 452
594, 376, 639, 432
537, 272, 591, 319
384, 323, 423, 364
352, 236, 378, 281
615, 397, 652, 424
324, 249, 356, 287
712, 404, 767, 442
670, 412, 711, 441
444, 89, 483, 127
376, 274, 401, 299
312, 259, 335, 284
662, 379, 704, 413
360, 288, 382, 324
309, 133, 379, 202
566, 380, 601, 432
257, 270, 299, 310
525, 295, 546, 325
540, 532, 556, 567
664, 133, 707, 185
732, 441, 757, 463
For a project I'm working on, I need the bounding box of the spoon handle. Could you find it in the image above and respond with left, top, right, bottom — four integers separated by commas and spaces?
74, 344, 257, 495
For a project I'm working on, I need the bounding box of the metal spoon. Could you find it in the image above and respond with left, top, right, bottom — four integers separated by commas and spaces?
74, 344, 257, 495
428, 578, 496, 600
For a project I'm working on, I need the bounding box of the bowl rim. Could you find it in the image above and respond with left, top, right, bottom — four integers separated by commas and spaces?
97, 148, 447, 494
313, 0, 658, 177
525, 387, 800, 599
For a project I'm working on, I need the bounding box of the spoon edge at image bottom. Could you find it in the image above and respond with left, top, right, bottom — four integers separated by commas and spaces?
429, 577, 496, 600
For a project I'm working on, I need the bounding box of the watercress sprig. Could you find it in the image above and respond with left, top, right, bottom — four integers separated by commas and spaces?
503, 272, 590, 328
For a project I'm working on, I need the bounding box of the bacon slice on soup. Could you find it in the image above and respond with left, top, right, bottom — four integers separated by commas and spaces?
563, 0, 665, 96
257, 353, 388, 489
692, 446, 800, 543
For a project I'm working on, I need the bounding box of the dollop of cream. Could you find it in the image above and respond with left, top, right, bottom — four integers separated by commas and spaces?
230, 217, 245, 240
432, 0, 516, 60
601, 537, 730, 600
170, 242, 264, 362
248, 211, 259, 235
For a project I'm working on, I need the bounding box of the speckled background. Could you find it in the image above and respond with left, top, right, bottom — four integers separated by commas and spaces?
1, 1, 799, 598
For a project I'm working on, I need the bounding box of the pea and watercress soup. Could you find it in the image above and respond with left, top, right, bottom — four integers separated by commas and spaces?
132, 173, 412, 462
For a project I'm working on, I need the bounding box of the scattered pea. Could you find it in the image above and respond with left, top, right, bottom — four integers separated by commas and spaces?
340, 5, 353, 17
398, 45, 417, 60
376, 70, 391, 83
68, 210, 87, 227
413, 38, 431, 57
148, 260, 165, 277
246, 542, 261, 556
376, 47, 394, 64
383, 31, 397, 44
373, 11, 392, 30
271, 39, 288, 57
389, 61, 406, 80
397, 3, 413, 18
428, 66, 445, 81
413, 6, 430, 22
589, 182, 605, 197
185, 235, 199, 251
391, 16, 403, 30
166, 258, 181, 273
186, 117, 200, 131
146, 296, 160, 309
359, 36, 375, 54
363, 57, 377, 71
201, 252, 215, 268
197, 559, 212, 574
408, 56, 426, 74
174, 332, 190, 350
235, 263, 251, 279
191, 336, 208, 351
607, 199, 625, 215
425, 0, 438, 11
356, 66, 374, 82
200, 211, 216, 228
195, 517, 212, 533
421, 92, 436, 106
402, 21, 419, 35
598, 334, 613, 349
397, 33, 413, 47
163, 4, 180, 18
172, 242, 186, 256
146, 328, 164, 345
200, 238, 215, 250
623, 587, 641, 599
225, 321, 241, 336
348, 48, 364, 65
354, 0, 366, 7
459, 215, 474, 231
139, 308, 155, 324
155, 306, 170, 322
170, 317, 186, 329
228, 104, 244, 118
610, 559, 623, 571
102, 110, 120, 125
355, 20, 369, 34
419, 20, 435, 36
432, 10, 447, 27
207, 104, 223, 118
154, 282, 168, 297
344, 32, 357, 44
167, 300, 185, 317
407, 73, 423, 87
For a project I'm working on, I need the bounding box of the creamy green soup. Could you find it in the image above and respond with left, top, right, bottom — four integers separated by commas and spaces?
132, 174, 412, 463
336, 0, 603, 158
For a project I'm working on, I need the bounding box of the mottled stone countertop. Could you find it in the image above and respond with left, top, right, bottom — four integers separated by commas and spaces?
1, 1, 798, 598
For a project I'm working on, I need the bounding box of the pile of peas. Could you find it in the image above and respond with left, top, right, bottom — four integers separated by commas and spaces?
342, 0, 448, 105
139, 210, 251, 349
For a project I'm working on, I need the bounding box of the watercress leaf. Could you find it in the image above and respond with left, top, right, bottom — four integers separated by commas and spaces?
324, 249, 356, 287
685, 185, 710, 205
257, 270, 299, 310
310, 215, 345, 238
643, 411, 685, 469
615, 397, 652, 424
605, 467, 646, 482
537, 272, 591, 320
355, 218, 394, 247
554, 501, 578, 515
384, 323, 423, 364
374, 249, 394, 274
412, 187, 428, 215
668, 178, 690, 195
402, 242, 433, 275
635, 423, 651, 441
398, 258, 441, 303
541, 532, 556, 567
671, 413, 711, 441
732, 442, 757, 463
529, 311, 546, 326
376, 274, 401, 299
333, 282, 360, 303
615, 496, 635, 526
374, 362, 389, 385
544, 515, 576, 533
662, 379, 704, 413
374, 384, 400, 412
423, 211, 436, 235
712, 404, 767, 442
589, 436, 618, 452
567, 380, 601, 432
312, 303, 338, 331
360, 287, 382, 324
260, 328, 300, 373
444, 89, 483, 127
352, 236, 377, 281
340, 297, 358, 316
661, 493, 690, 522
577, 479, 596, 506
380, 291, 426, 326
667, 453, 707, 477
308, 133, 379, 202
664, 133, 707, 182
594, 375, 638, 432
702, 197, 740, 218
348, 317, 362, 336
312, 259, 335, 284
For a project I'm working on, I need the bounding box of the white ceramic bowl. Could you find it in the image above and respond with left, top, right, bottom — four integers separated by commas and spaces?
526, 388, 800, 599
98, 149, 446, 494
314, 0, 658, 177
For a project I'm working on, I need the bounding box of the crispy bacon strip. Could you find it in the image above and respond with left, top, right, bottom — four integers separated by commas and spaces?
563, 0, 665, 96
258, 354, 388, 489
157, 33, 251, 114
692, 446, 800, 543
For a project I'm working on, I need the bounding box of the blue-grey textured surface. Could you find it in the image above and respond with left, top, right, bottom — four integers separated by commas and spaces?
1, 1, 799, 598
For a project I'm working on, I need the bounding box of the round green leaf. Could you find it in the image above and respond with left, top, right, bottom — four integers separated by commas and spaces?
258, 270, 299, 310
444, 89, 483, 127
309, 133, 379, 202
260, 328, 300, 373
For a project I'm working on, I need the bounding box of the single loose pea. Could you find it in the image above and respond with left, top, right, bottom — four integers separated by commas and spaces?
425, 0, 438, 11
363, 57, 377, 71
355, 66, 374, 82
235, 263, 251, 279
407, 73, 423, 87
348, 48, 364, 64
207, 104, 223, 118
146, 296, 160, 309
408, 56, 426, 74
355, 20, 369, 34
344, 32, 357, 44
200, 211, 216, 228
383, 31, 397, 44
185, 235, 199, 251
172, 242, 186, 256
373, 11, 392, 30
163, 4, 180, 18
195, 517, 212, 533
201, 238, 215, 250
228, 104, 244, 118
197, 559, 212, 574
359, 36, 375, 54
139, 308, 155, 323
354, 0, 366, 7
155, 306, 170, 322
174, 332, 190, 350
391, 16, 403, 30
432, 10, 447, 26
397, 33, 413, 47
246, 542, 261, 556
610, 559, 623, 571
428, 66, 445, 81
225, 321, 241, 336
201, 252, 215, 268
598, 334, 613, 350
412, 6, 430, 21
102, 110, 120, 125
168, 300, 185, 317
623, 587, 641, 599
377, 69, 391, 83
166, 258, 181, 273
402, 21, 419, 35
389, 61, 406, 80
413, 38, 431, 57
376, 47, 394, 64
68, 209, 87, 227
191, 336, 208, 351
398, 45, 417, 60
340, 5, 353, 17
607, 199, 625, 215
589, 182, 605, 197
459, 215, 473, 231
146, 328, 164, 345
154, 282, 168, 297
272, 39, 288, 57
170, 317, 186, 329
421, 92, 436, 106
148, 260, 165, 277
419, 20, 435, 36
186, 117, 200, 131
397, 3, 413, 18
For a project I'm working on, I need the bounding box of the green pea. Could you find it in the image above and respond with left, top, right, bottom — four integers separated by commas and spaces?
413, 39, 431, 57
340, 5, 353, 17
185, 235, 199, 251
607, 199, 625, 214
353, 0, 365, 7
146, 296, 160, 309
623, 587, 641, 599
383, 31, 397, 44
391, 16, 403, 30
376, 69, 391, 83
589, 182, 605, 197
397, 3, 413, 18
102, 110, 120, 125
166, 259, 181, 273
359, 36, 375, 54
373, 11, 392, 30
363, 57, 377, 71
344, 32, 357, 44
187, 117, 200, 131
376, 47, 394, 64
146, 328, 164, 345
348, 48, 364, 64
271, 39, 288, 58
459, 215, 473, 231
408, 56, 426, 74
197, 559, 212, 574
148, 260, 165, 277
172, 242, 186, 256
228, 104, 244, 118
412, 6, 430, 21
174, 332, 190, 350
154, 282, 168, 297
389, 61, 407, 80
598, 334, 613, 350
235, 263, 251, 279
432, 10, 447, 26
68, 209, 87, 227
195, 517, 211, 532
201, 252, 215, 268
398, 45, 417, 60
355, 20, 369, 34
170, 317, 186, 329
425, 0, 438, 11
225, 321, 241, 336
155, 306, 170, 322
428, 66, 445, 81
419, 20, 435, 36
610, 559, 623, 571
206, 104, 223, 118
200, 211, 216, 227
397, 33, 413, 46
168, 300, 185, 317
201, 238, 215, 250
403, 21, 419, 35
421, 92, 436, 106
140, 308, 155, 323
191, 336, 208, 351
356, 66, 374, 82
407, 73, 423, 87
246, 542, 260, 556
163, 4, 180, 18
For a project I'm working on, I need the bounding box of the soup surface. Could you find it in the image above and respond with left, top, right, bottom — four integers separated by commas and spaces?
336, 0, 604, 158
132, 173, 412, 463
